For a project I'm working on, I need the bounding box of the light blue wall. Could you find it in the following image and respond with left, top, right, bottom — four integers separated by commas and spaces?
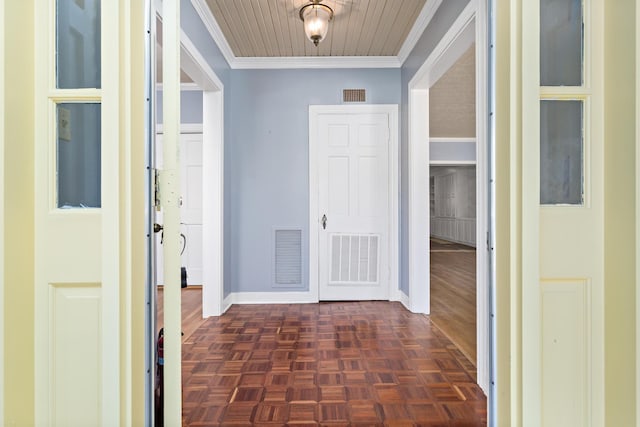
156, 90, 203, 124
399, 0, 471, 295
229, 69, 401, 293
178, 0, 470, 297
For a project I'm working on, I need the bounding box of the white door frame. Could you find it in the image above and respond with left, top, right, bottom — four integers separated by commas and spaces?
179, 33, 225, 317
407, 0, 490, 393
309, 104, 400, 302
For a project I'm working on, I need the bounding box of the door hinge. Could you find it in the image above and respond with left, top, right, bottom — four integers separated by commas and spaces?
153, 169, 161, 211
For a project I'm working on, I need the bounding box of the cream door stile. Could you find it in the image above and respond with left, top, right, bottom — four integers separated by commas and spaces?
311, 105, 398, 302
33, 0, 134, 424
161, 0, 183, 424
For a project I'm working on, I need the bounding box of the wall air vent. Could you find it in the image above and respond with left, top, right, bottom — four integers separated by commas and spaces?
274, 229, 303, 288
343, 89, 366, 103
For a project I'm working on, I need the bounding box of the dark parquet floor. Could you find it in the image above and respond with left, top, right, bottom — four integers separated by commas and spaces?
181, 301, 487, 426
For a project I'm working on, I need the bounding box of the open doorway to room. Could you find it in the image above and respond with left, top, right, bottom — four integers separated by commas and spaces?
427, 39, 479, 369
429, 165, 477, 366
408, 0, 490, 393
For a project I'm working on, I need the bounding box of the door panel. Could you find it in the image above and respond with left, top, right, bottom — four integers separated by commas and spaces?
34, 0, 122, 424
524, 0, 605, 424
318, 112, 391, 300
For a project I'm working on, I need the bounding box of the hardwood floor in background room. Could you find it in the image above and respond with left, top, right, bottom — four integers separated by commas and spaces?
430, 238, 477, 368
180, 301, 486, 426
156, 286, 207, 342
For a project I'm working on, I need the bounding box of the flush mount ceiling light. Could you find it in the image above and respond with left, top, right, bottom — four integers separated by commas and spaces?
299, 0, 334, 47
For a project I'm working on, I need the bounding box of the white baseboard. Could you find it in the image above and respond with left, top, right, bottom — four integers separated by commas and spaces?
225, 291, 318, 306
222, 293, 234, 314
393, 290, 411, 311
220, 290, 410, 311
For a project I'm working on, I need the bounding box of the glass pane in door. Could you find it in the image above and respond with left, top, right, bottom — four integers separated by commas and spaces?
57, 103, 101, 208
540, 100, 584, 205
56, 0, 101, 89
540, 0, 583, 86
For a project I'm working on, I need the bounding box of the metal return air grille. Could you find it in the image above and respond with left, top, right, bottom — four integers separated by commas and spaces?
343, 89, 366, 103
330, 234, 379, 284
274, 229, 302, 287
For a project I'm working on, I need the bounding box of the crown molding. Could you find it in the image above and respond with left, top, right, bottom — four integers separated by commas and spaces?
189, 0, 441, 70
397, 0, 443, 64
232, 56, 402, 70
190, 0, 237, 68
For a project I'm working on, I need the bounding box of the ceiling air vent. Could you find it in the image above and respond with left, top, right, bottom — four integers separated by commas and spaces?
343, 89, 366, 103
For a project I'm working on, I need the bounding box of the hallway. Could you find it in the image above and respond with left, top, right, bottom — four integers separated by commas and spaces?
179, 301, 486, 426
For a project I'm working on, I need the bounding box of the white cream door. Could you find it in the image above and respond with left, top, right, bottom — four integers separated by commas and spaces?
155, 132, 203, 286
316, 109, 393, 301
33, 0, 126, 425
522, 0, 605, 425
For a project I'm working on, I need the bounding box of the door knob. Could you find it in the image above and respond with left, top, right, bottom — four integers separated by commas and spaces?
321, 214, 327, 230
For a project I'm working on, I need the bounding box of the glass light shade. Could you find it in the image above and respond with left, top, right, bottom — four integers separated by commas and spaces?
300, 4, 333, 46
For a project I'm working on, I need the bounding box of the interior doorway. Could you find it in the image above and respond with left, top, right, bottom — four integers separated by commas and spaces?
429, 165, 477, 366
407, 0, 490, 393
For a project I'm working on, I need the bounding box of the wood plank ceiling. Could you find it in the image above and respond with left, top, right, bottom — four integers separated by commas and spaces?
204, 0, 427, 57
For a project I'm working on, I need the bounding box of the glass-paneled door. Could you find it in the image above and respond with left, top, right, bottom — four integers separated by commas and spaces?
522, 0, 605, 425
33, 0, 141, 424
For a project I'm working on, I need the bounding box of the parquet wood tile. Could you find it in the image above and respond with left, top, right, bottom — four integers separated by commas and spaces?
181, 301, 486, 426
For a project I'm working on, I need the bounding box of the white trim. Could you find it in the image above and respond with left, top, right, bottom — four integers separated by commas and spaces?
201, 89, 224, 317
408, 88, 430, 315
474, 0, 490, 396
0, 1, 5, 421
232, 56, 401, 70
410, 2, 476, 88
179, 30, 223, 91
222, 293, 233, 314
308, 104, 399, 303
156, 123, 203, 134
189, 0, 236, 68
407, 0, 491, 395
178, 82, 201, 91
430, 23, 475, 86
225, 291, 317, 305
189, 0, 437, 69
395, 291, 411, 312
429, 160, 477, 166
397, 0, 443, 64
430, 137, 476, 143
155, 82, 202, 91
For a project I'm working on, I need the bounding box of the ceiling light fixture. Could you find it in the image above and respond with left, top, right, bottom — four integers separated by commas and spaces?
299, 0, 334, 47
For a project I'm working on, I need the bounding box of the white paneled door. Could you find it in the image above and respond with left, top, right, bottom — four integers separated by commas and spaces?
156, 132, 203, 286
314, 107, 396, 301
